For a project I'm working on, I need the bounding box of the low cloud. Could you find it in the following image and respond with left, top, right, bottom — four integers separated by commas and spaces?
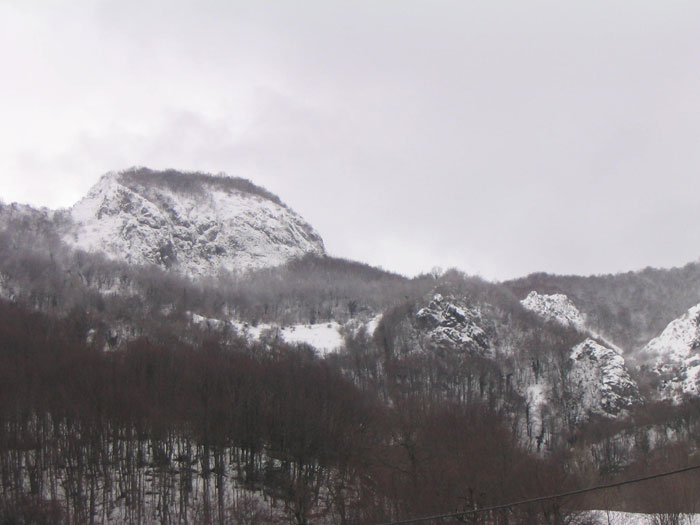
2, 1, 700, 279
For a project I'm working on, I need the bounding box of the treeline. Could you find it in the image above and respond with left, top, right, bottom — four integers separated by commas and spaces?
215, 254, 434, 325
0, 300, 583, 524
118, 167, 286, 206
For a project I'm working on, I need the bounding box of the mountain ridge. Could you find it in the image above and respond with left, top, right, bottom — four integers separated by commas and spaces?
3, 168, 325, 278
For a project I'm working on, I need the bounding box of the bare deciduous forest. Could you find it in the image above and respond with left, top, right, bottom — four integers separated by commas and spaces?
2, 283, 700, 523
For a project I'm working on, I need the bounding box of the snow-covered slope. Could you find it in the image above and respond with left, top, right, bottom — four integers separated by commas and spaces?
189, 314, 380, 356
64, 169, 325, 277
643, 304, 700, 400
521, 291, 586, 330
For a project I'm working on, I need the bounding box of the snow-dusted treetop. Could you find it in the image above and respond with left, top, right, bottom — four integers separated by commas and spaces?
64, 168, 325, 277
521, 291, 586, 331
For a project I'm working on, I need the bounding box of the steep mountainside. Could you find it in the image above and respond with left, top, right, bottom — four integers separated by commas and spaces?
641, 303, 700, 401
64, 168, 325, 276
520, 291, 640, 420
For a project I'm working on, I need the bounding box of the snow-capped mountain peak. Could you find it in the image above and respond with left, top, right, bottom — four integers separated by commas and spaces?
64, 168, 325, 277
521, 291, 586, 331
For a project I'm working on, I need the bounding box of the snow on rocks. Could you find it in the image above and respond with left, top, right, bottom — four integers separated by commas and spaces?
521, 291, 586, 330
569, 338, 640, 421
416, 294, 491, 356
65, 170, 325, 278
643, 304, 700, 400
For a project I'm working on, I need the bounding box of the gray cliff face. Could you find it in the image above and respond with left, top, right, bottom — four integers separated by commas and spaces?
567, 338, 641, 423
416, 294, 491, 356
59, 169, 325, 277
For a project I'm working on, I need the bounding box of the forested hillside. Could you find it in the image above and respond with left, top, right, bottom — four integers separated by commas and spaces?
3, 171, 700, 523
0, 299, 587, 524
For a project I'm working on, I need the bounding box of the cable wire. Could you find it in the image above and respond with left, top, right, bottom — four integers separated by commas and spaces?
378, 463, 700, 525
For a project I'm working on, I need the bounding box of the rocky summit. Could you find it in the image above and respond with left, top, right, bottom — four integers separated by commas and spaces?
60, 168, 325, 277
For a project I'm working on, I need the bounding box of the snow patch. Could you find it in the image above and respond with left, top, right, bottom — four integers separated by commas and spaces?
191, 313, 345, 355
366, 313, 383, 335
278, 322, 344, 354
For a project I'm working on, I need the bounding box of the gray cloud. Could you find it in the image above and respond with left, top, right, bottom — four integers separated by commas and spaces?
2, 1, 700, 279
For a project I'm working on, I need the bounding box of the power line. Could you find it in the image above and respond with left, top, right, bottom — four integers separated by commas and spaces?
378, 463, 700, 525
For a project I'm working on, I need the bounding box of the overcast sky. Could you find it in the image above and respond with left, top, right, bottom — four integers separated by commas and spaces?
2, 1, 700, 280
